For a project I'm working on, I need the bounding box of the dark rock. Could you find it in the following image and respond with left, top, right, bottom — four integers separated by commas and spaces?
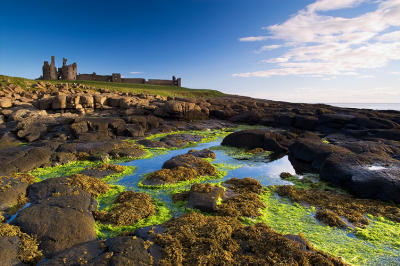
288, 139, 351, 173
41, 236, 156, 265
320, 152, 400, 203
187, 183, 225, 212
188, 148, 216, 159
0, 237, 19, 265
0, 146, 53, 176
13, 177, 99, 256
160, 133, 203, 147
13, 202, 97, 257
0, 174, 35, 211
222, 129, 293, 154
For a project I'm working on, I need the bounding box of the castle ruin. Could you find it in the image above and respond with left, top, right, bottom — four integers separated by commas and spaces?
41, 56, 181, 87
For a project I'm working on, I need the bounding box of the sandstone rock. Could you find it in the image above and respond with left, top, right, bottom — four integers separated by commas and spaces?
51, 95, 67, 109
0, 98, 12, 108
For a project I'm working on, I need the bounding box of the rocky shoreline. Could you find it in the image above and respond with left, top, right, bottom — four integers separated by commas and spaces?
1, 80, 399, 265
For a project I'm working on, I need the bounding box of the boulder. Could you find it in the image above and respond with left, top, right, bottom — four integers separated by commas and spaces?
41, 236, 155, 265
0, 98, 12, 108
187, 183, 225, 212
320, 152, 400, 203
13, 177, 98, 257
222, 129, 293, 154
0, 146, 53, 176
154, 100, 208, 120
0, 174, 35, 211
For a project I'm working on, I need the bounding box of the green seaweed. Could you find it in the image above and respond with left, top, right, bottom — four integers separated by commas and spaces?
138, 170, 227, 189
102, 165, 136, 183
284, 173, 348, 193
95, 199, 172, 239
212, 162, 242, 171
96, 184, 126, 211
29, 161, 97, 180
240, 188, 400, 266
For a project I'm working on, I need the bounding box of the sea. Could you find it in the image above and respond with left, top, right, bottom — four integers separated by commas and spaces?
327, 103, 400, 111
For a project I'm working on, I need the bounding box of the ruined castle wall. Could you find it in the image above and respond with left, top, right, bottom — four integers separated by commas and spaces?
121, 78, 146, 84
147, 79, 175, 86
76, 74, 112, 82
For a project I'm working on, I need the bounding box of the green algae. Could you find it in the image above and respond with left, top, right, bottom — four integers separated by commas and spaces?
212, 162, 242, 171
95, 199, 172, 239
145, 128, 234, 143
241, 188, 400, 266
28, 161, 136, 184
96, 184, 126, 211
355, 215, 400, 248
102, 165, 136, 183
29, 161, 96, 180
284, 173, 348, 193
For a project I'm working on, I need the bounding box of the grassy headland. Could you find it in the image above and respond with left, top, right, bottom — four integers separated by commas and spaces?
0, 75, 224, 98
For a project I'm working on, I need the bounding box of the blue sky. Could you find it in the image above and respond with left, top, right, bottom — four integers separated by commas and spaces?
1, 0, 399, 103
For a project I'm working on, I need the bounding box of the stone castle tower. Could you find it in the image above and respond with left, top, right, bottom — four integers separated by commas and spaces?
42, 56, 77, 80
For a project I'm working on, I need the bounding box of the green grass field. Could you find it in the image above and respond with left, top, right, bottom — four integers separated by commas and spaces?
0, 75, 224, 98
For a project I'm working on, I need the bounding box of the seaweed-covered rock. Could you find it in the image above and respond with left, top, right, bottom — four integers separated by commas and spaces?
153, 212, 347, 265
187, 183, 225, 212
57, 140, 146, 161
0, 222, 43, 265
81, 163, 125, 179
187, 148, 216, 159
143, 154, 217, 185
217, 178, 265, 217
41, 236, 156, 265
222, 129, 293, 155
276, 185, 400, 228
160, 133, 203, 147
13, 176, 103, 256
315, 209, 347, 228
0, 174, 35, 211
94, 191, 156, 226
27, 174, 110, 201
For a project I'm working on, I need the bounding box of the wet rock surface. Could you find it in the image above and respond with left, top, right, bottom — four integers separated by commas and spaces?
41, 236, 155, 266
1, 81, 400, 264
0, 215, 43, 265
222, 129, 294, 155
12, 176, 104, 257
0, 174, 35, 211
146, 212, 347, 265
143, 150, 217, 185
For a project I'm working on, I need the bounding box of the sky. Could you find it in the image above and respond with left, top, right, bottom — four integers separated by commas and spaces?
1, 0, 399, 103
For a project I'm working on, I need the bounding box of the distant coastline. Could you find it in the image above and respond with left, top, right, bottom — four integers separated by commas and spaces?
327, 103, 400, 111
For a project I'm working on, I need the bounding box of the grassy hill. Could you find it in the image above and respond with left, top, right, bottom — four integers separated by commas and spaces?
0, 75, 224, 98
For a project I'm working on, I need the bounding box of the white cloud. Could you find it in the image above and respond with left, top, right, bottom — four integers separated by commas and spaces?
307, 0, 367, 12
235, 0, 400, 78
377, 30, 400, 41
239, 36, 269, 42
256, 45, 282, 53
129, 71, 144, 75
390, 71, 400, 75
